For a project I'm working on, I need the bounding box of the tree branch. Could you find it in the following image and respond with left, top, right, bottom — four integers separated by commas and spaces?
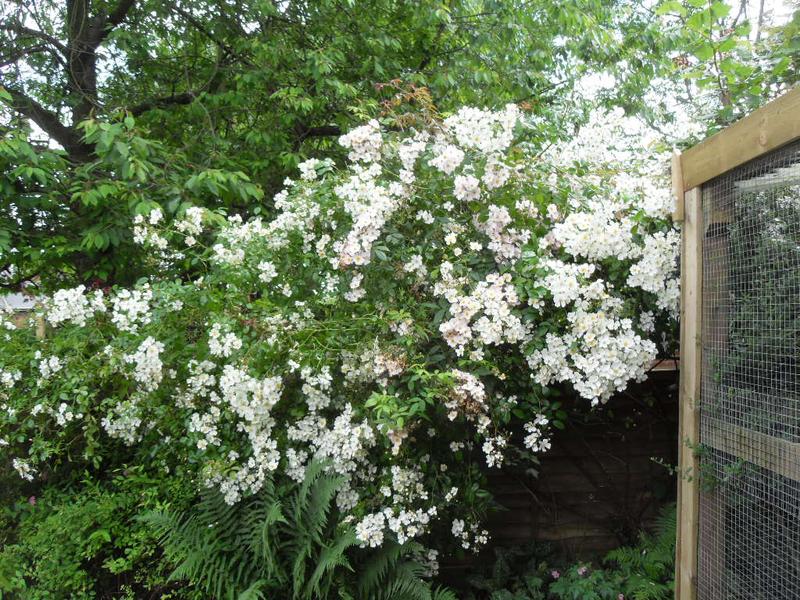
90, 0, 137, 47
128, 91, 200, 116
1, 84, 91, 160
171, 5, 253, 66
418, 21, 447, 71
127, 44, 230, 118
107, 0, 137, 29
755, 0, 766, 43
64, 0, 100, 125
295, 124, 342, 140
0, 22, 70, 56
0, 44, 50, 68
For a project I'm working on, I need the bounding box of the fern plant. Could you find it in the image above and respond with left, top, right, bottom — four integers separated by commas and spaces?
603, 503, 676, 600
463, 503, 676, 600
142, 461, 455, 599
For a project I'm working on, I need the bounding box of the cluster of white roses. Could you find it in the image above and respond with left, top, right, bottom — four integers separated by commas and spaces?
3, 104, 679, 558
124, 337, 164, 393
0, 368, 21, 390
135, 206, 206, 252
355, 464, 439, 547
341, 343, 406, 389
110, 285, 153, 333
133, 208, 169, 250
436, 269, 525, 359
208, 323, 243, 358
478, 204, 530, 263
451, 517, 490, 550
45, 285, 106, 327
100, 399, 143, 445
174, 206, 205, 247
12, 457, 36, 481
35, 353, 63, 381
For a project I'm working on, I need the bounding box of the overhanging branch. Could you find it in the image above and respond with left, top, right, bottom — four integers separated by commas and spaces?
295, 124, 342, 140
128, 91, 200, 116
1, 85, 91, 160
171, 5, 253, 66
0, 22, 70, 56
90, 0, 137, 47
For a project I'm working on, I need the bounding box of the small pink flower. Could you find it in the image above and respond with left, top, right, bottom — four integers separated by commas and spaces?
618, 595, 625, 600
551, 570, 560, 579
577, 566, 588, 576
28, 496, 36, 506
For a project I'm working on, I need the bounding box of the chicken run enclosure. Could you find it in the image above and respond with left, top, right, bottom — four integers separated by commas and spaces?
674, 88, 800, 600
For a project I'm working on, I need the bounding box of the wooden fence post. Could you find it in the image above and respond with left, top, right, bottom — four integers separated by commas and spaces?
675, 186, 702, 600
35, 313, 46, 339
672, 150, 685, 223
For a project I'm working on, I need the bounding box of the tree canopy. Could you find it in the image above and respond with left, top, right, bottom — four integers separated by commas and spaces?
0, 0, 678, 290
2, 1, 798, 291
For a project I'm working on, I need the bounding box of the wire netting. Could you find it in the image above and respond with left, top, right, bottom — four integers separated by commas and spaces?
697, 139, 800, 599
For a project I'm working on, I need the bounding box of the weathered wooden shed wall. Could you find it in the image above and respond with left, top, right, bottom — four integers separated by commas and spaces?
442, 366, 679, 577
487, 367, 678, 558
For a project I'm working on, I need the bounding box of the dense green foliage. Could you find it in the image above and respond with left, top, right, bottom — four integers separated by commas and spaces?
144, 461, 456, 600
1, 0, 672, 290
1, 0, 798, 290
463, 504, 676, 600
656, 0, 800, 126
708, 181, 800, 438
0, 468, 199, 598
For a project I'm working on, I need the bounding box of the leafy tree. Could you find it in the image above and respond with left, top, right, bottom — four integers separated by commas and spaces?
0, 114, 261, 289
655, 0, 800, 133
0, 0, 671, 289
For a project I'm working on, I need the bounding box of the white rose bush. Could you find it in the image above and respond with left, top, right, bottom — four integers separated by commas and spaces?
0, 105, 678, 562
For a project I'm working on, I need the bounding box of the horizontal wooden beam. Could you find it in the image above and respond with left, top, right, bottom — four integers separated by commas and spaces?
704, 418, 800, 482
681, 87, 800, 190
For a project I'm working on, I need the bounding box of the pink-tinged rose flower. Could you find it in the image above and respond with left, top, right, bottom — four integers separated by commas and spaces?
551, 570, 560, 579
577, 565, 588, 576
28, 496, 36, 506
618, 595, 625, 600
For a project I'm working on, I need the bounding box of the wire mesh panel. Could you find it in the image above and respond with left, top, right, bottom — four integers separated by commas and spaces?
697, 139, 800, 599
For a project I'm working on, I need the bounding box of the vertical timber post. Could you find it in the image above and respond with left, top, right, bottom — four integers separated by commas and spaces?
675, 186, 702, 599
35, 313, 46, 340
672, 150, 685, 222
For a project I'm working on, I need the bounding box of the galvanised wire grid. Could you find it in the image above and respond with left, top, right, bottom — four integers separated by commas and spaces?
697, 140, 800, 600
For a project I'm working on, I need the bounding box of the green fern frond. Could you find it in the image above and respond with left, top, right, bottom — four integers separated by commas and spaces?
246, 498, 286, 582
294, 460, 326, 519
628, 574, 673, 600
606, 545, 644, 568
357, 541, 411, 596
238, 580, 267, 600
431, 586, 458, 600
291, 540, 311, 599
600, 503, 676, 600
303, 529, 357, 598
140, 507, 248, 598
654, 504, 677, 541
292, 467, 345, 546
380, 560, 433, 600
431, 587, 458, 600
143, 461, 456, 600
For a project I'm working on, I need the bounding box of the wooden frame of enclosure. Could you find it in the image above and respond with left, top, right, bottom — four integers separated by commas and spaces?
672, 87, 800, 600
